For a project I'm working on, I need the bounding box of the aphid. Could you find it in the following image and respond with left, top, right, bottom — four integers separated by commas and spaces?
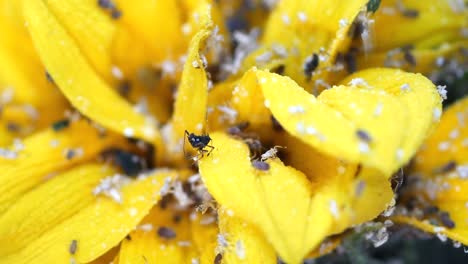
260, 146, 284, 162
125, 234, 132, 240
367, 0, 381, 13
114, 150, 145, 176
69, 240, 78, 255
185, 130, 215, 158
65, 149, 76, 160
403, 49, 416, 66
439, 211, 456, 229
423, 206, 439, 215
45, 71, 54, 83
111, 9, 122, 19
272, 64, 285, 75
52, 119, 70, 131
244, 138, 263, 158
401, 8, 419, 18
214, 253, 223, 264
97, 0, 114, 9
252, 160, 270, 171
356, 129, 372, 142
344, 49, 358, 73
227, 122, 250, 136
303, 53, 319, 79
434, 160, 457, 174
117, 80, 131, 97
157, 226, 177, 239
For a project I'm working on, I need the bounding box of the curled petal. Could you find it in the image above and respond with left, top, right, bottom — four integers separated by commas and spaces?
199, 133, 393, 263
257, 68, 441, 175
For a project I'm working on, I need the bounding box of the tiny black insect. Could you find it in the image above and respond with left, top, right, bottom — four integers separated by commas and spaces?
252, 160, 270, 171
304, 53, 319, 79
52, 119, 70, 131
214, 253, 223, 264
157, 226, 177, 239
366, 0, 381, 13
185, 130, 214, 158
69, 240, 78, 255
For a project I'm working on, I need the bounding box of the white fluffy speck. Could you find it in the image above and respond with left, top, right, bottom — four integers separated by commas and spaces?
396, 148, 404, 161
358, 142, 370, 153
400, 83, 410, 92
296, 122, 306, 134
111, 66, 124, 80
329, 200, 339, 219
123, 127, 134, 138
438, 141, 451, 151
348, 78, 369, 87
236, 240, 246, 260
433, 108, 442, 121
297, 12, 307, 22
437, 85, 447, 100
288, 105, 305, 114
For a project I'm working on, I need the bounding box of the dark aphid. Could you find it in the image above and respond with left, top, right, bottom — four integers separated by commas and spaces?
344, 50, 358, 73
69, 240, 78, 255
97, 0, 114, 9
252, 160, 270, 171
66, 149, 77, 160
185, 130, 214, 158
367, 0, 381, 13
270, 115, 284, 132
403, 50, 416, 66
245, 138, 263, 157
434, 160, 457, 174
173, 214, 182, 223
111, 9, 122, 19
227, 122, 250, 136
271, 64, 285, 75
114, 150, 145, 176
401, 8, 419, 18
439, 211, 456, 229
356, 129, 372, 142
52, 119, 70, 131
7, 122, 20, 132
214, 253, 223, 264
45, 71, 54, 83
303, 53, 319, 79
157, 226, 176, 239
423, 205, 439, 215
125, 234, 132, 240
117, 80, 131, 97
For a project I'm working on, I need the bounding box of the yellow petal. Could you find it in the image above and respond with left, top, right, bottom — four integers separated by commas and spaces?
22, 0, 159, 142
199, 132, 333, 264
393, 176, 468, 245
0, 170, 177, 264
356, 41, 468, 75
279, 135, 394, 234
372, 0, 467, 52
0, 120, 122, 214
189, 212, 219, 264
0, 163, 116, 256
199, 133, 394, 263
44, 0, 116, 78
119, 206, 190, 264
413, 96, 468, 177
255, 0, 368, 87
257, 68, 441, 175
167, 12, 213, 159
0, 1, 67, 130
114, 0, 184, 64
217, 207, 276, 264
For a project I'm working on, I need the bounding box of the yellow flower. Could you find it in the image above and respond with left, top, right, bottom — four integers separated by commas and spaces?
0, 0, 462, 264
